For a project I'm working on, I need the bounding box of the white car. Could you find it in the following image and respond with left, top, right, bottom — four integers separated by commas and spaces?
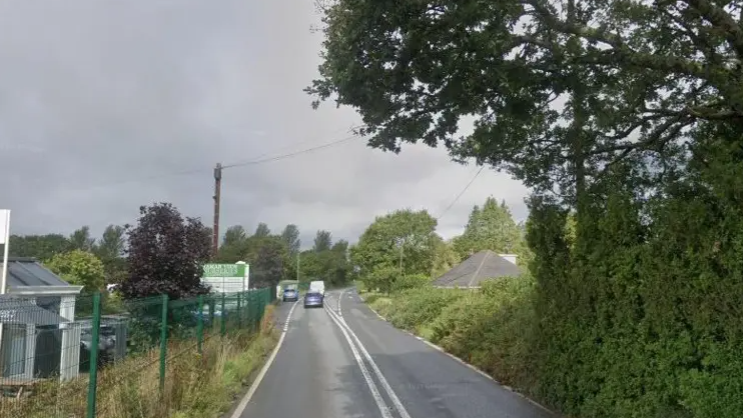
309, 280, 325, 295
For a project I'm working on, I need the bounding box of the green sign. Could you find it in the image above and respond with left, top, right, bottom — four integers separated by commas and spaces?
202, 263, 246, 278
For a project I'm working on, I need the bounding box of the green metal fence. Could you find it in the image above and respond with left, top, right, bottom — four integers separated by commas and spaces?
0, 287, 275, 418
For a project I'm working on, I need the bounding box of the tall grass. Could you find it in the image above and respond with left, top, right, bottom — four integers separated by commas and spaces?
1, 304, 278, 418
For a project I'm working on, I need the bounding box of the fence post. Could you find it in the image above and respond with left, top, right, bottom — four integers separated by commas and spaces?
237, 292, 242, 329
159, 294, 169, 393
85, 293, 102, 418
197, 294, 204, 354
252, 291, 258, 333
208, 296, 215, 328
220, 292, 226, 337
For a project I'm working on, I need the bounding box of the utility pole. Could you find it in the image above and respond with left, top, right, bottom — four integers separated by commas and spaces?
212, 163, 222, 257
296, 252, 300, 281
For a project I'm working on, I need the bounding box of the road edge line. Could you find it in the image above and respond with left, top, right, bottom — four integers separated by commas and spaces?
230, 300, 299, 418
363, 301, 556, 416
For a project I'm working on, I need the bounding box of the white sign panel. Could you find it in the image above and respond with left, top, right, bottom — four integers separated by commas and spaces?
202, 277, 246, 293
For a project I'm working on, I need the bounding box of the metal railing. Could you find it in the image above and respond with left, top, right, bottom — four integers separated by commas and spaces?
0, 287, 275, 418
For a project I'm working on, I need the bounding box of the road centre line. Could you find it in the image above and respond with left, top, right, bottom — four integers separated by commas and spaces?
325, 303, 412, 418
324, 301, 394, 418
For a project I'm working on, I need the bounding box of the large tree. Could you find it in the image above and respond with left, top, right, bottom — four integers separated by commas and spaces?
216, 225, 250, 263
120, 203, 211, 300
70, 226, 96, 252
351, 209, 439, 278
46, 250, 106, 293
452, 197, 523, 257
253, 223, 271, 238
280, 224, 301, 255
245, 235, 289, 288
94, 225, 128, 283
308, 0, 743, 203
313, 230, 333, 252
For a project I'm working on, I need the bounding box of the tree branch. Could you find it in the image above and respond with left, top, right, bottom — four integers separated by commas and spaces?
682, 0, 743, 59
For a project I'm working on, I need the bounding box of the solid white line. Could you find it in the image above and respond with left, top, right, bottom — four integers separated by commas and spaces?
326, 306, 412, 418
324, 304, 393, 418
230, 300, 299, 418
337, 288, 346, 316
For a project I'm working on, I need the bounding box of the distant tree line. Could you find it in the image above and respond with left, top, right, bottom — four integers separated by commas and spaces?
8, 203, 354, 301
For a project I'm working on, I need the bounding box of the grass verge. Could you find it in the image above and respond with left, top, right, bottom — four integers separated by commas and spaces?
2, 304, 279, 418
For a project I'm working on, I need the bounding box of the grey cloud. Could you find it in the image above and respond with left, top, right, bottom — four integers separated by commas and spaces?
0, 0, 529, 245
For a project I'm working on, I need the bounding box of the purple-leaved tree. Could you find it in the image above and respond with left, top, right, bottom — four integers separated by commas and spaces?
120, 203, 211, 300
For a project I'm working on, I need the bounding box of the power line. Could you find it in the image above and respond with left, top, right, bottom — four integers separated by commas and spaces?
436, 166, 484, 220
75, 131, 364, 191
221, 134, 359, 169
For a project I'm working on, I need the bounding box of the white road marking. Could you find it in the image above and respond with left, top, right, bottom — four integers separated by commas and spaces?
230, 300, 299, 418
324, 299, 393, 418
337, 288, 346, 316
282, 301, 299, 332
326, 303, 413, 418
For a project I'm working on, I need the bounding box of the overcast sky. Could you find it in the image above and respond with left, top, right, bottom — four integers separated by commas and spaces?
0, 0, 529, 248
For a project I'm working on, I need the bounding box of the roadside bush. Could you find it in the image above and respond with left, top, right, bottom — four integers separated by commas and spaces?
382, 287, 465, 333
390, 273, 431, 292
429, 275, 537, 388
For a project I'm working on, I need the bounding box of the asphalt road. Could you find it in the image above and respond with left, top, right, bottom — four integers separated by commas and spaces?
239, 289, 554, 418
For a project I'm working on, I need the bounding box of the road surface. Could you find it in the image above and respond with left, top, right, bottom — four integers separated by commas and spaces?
239, 289, 554, 418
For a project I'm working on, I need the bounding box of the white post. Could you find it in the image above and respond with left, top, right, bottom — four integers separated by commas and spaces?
59, 295, 80, 381
0, 210, 9, 294
24, 323, 36, 379
0, 209, 11, 370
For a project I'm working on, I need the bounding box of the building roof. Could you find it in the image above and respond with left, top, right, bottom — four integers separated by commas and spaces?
432, 250, 521, 288
3, 257, 71, 287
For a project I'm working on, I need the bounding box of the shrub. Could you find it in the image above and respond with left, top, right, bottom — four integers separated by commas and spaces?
430, 275, 538, 388
383, 287, 464, 332
391, 273, 431, 292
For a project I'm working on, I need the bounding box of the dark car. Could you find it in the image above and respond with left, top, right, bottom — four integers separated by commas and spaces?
304, 291, 324, 308
283, 287, 299, 302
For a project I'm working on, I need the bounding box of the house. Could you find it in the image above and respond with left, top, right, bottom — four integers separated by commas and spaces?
0, 257, 83, 381
432, 250, 521, 289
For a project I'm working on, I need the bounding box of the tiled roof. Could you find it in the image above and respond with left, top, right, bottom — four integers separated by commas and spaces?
432, 250, 521, 288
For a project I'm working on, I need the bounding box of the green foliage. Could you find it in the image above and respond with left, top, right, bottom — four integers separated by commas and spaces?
308, 2, 743, 417
46, 250, 106, 292
9, 233, 73, 261
390, 273, 430, 293
367, 278, 537, 389
430, 276, 537, 387
351, 209, 439, 283
452, 197, 522, 257
382, 287, 464, 332
430, 239, 460, 278
244, 235, 289, 288
94, 224, 128, 284
253, 223, 271, 237
69, 226, 96, 252
312, 230, 333, 252
280, 224, 301, 255
215, 225, 251, 263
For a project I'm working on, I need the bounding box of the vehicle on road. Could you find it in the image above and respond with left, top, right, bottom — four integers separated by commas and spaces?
283, 285, 299, 302
309, 280, 325, 295
304, 291, 324, 308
